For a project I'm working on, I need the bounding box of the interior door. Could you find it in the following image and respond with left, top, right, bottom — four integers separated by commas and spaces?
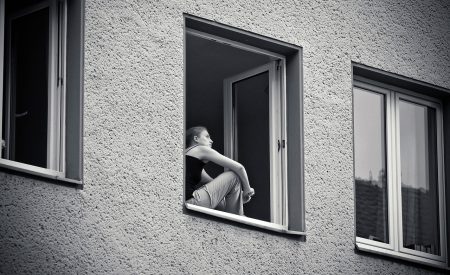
224, 61, 283, 223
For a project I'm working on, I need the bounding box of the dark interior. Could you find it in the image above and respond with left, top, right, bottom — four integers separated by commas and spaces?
7, 6, 49, 168
186, 32, 273, 220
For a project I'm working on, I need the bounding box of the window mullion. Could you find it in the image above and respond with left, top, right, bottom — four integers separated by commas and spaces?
280, 59, 289, 227
436, 104, 447, 262
384, 89, 396, 251
388, 91, 400, 253
268, 61, 281, 224
47, 0, 61, 171
269, 60, 283, 225
4, 6, 12, 161
58, 0, 67, 174
0, 0, 5, 154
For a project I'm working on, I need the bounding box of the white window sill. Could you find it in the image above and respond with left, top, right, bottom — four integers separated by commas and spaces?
185, 203, 305, 236
0, 159, 82, 186
356, 242, 449, 270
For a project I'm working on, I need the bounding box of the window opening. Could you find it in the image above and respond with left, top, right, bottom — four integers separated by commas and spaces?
184, 16, 303, 234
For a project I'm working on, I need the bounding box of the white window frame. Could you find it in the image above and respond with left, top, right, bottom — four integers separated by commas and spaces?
354, 79, 448, 268
0, 0, 67, 179
185, 28, 297, 233
394, 92, 446, 262
223, 61, 286, 225
354, 83, 396, 252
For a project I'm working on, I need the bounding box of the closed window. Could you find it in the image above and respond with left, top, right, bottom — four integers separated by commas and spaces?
354, 80, 447, 267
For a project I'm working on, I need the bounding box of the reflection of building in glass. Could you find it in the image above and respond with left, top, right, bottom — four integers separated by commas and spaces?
355, 170, 388, 243
402, 185, 440, 255
356, 169, 440, 255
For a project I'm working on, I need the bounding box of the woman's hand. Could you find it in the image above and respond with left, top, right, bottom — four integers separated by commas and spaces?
243, 187, 255, 204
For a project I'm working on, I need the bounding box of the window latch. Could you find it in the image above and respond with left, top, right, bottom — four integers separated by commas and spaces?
278, 140, 286, 151
58, 77, 64, 86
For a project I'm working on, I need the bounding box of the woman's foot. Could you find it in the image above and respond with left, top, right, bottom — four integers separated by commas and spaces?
243, 188, 255, 204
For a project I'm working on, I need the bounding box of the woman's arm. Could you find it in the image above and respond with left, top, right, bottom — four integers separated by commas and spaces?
196, 146, 253, 194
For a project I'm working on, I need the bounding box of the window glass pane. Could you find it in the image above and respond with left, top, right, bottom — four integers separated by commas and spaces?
399, 100, 440, 255
354, 88, 389, 243
6, 8, 49, 168
233, 71, 270, 222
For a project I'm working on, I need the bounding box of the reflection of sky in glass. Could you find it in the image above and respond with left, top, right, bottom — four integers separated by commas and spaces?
354, 88, 385, 182
399, 101, 431, 191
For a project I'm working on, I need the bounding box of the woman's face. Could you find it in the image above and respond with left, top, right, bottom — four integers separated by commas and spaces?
195, 130, 213, 147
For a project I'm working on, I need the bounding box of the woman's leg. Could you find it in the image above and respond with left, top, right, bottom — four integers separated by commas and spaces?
199, 171, 244, 215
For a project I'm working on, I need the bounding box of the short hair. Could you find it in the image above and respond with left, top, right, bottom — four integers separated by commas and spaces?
186, 126, 207, 147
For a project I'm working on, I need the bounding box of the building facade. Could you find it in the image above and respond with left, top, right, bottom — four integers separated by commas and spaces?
1, 0, 450, 274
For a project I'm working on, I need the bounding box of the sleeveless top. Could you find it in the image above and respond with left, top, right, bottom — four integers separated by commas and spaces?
185, 147, 207, 199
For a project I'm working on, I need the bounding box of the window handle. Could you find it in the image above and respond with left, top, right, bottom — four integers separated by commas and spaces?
15, 111, 28, 118
278, 140, 286, 151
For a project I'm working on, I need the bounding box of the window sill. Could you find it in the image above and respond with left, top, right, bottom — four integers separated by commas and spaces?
185, 203, 305, 236
0, 159, 82, 186
356, 242, 449, 270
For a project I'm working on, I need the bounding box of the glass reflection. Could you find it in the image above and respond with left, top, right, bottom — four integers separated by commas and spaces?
399, 100, 440, 255
354, 88, 389, 243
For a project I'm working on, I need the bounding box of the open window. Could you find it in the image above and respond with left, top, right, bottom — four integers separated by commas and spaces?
223, 61, 286, 224
0, 0, 84, 183
184, 15, 304, 234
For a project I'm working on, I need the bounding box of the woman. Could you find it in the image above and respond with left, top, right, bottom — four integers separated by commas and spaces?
185, 126, 255, 215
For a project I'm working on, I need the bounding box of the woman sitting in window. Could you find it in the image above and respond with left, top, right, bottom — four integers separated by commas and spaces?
185, 126, 255, 215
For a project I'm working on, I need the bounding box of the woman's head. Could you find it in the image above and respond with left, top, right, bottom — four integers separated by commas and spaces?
186, 126, 213, 147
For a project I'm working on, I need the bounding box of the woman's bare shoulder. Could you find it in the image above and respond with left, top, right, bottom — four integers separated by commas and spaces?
186, 145, 215, 157
195, 145, 217, 154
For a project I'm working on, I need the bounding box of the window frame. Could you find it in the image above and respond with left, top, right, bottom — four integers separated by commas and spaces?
394, 92, 446, 262
353, 83, 396, 252
184, 14, 304, 235
354, 77, 448, 268
0, 0, 66, 177
223, 60, 287, 225
0, 0, 83, 185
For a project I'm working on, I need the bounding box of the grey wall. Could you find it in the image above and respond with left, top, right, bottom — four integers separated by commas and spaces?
1, 0, 450, 274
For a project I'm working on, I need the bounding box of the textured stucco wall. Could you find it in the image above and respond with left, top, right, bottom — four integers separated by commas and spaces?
1, 0, 450, 274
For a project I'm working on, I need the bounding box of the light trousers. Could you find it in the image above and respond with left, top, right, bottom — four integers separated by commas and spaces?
186, 171, 243, 215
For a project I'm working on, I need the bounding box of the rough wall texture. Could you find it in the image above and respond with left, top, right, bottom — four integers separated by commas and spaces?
1, 0, 450, 274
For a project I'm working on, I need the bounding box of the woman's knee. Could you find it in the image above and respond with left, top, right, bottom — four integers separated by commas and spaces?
220, 171, 241, 192
221, 171, 240, 182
